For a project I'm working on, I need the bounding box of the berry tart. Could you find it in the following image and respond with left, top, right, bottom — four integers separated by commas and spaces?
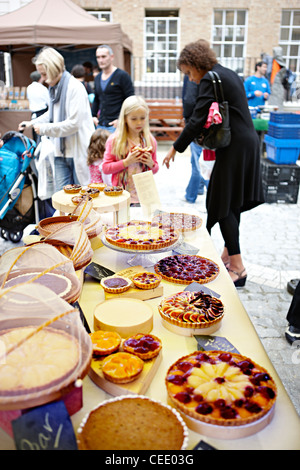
158, 291, 224, 331
104, 186, 123, 197
122, 333, 162, 360
154, 254, 219, 284
132, 272, 162, 290
105, 220, 179, 251
63, 184, 82, 194
101, 351, 144, 384
71, 194, 93, 205
152, 212, 202, 233
88, 183, 107, 191
100, 276, 132, 294
166, 350, 277, 427
80, 187, 100, 198
89, 330, 122, 356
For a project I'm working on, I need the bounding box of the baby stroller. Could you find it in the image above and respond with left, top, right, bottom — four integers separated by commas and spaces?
0, 131, 39, 243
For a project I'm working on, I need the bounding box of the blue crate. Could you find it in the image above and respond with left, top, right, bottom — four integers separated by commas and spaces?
264, 134, 300, 164
267, 122, 300, 139
270, 112, 300, 124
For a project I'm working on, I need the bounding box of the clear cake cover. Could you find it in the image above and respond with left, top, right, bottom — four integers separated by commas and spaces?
72, 198, 103, 237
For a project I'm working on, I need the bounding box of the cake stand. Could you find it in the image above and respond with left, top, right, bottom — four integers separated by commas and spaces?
101, 234, 182, 267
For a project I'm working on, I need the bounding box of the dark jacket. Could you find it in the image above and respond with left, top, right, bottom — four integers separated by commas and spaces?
92, 68, 134, 125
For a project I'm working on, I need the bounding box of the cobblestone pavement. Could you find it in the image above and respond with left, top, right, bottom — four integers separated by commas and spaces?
0, 142, 299, 417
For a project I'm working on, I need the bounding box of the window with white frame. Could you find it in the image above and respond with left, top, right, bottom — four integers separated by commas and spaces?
212, 9, 248, 76
87, 10, 112, 22
144, 13, 180, 76
280, 10, 300, 79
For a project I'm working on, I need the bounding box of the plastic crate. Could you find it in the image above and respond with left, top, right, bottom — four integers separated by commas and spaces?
267, 122, 300, 139
264, 134, 300, 164
260, 158, 300, 185
270, 112, 300, 124
262, 181, 299, 204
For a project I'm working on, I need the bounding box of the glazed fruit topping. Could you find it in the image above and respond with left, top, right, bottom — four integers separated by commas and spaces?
124, 335, 160, 353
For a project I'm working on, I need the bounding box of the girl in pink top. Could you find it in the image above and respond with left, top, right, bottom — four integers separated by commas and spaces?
87, 128, 111, 185
102, 95, 159, 204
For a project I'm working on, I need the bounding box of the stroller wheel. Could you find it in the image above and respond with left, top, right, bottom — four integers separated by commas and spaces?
0, 228, 10, 240
8, 231, 23, 243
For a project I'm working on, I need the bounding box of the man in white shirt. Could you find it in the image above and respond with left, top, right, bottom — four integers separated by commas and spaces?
26, 71, 49, 143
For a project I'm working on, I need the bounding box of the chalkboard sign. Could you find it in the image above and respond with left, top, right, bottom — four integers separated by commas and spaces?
195, 335, 240, 354
84, 262, 115, 281
12, 401, 77, 450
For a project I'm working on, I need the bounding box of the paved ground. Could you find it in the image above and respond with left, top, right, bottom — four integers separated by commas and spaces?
0, 141, 299, 417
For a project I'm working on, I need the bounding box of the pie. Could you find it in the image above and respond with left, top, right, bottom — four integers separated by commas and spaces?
71, 194, 92, 205
0, 326, 80, 395
104, 186, 123, 196
101, 351, 144, 383
63, 184, 82, 194
80, 187, 100, 198
88, 183, 107, 191
166, 350, 277, 427
152, 212, 202, 233
89, 330, 122, 356
158, 291, 224, 329
132, 271, 162, 290
77, 396, 188, 450
123, 333, 162, 360
100, 276, 132, 293
105, 220, 179, 251
154, 254, 219, 284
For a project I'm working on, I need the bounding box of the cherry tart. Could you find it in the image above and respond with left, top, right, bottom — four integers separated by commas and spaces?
166, 351, 277, 427
154, 254, 219, 284
105, 220, 179, 251
63, 184, 82, 194
71, 194, 92, 205
123, 333, 162, 360
158, 291, 224, 329
104, 186, 123, 196
101, 351, 144, 384
132, 272, 162, 290
152, 212, 202, 233
80, 187, 100, 198
89, 330, 122, 356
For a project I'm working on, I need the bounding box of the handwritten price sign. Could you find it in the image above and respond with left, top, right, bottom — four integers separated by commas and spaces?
12, 401, 77, 450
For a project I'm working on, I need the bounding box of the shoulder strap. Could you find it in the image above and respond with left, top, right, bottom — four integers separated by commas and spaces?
208, 71, 225, 103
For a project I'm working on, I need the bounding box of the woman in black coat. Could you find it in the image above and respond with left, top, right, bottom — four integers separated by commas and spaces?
164, 40, 264, 287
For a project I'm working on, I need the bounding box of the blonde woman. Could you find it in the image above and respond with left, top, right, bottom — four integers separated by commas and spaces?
102, 95, 159, 204
19, 47, 95, 191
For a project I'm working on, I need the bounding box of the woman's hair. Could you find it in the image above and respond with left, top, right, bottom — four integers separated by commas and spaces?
177, 39, 217, 72
112, 95, 152, 159
87, 128, 110, 166
33, 47, 65, 82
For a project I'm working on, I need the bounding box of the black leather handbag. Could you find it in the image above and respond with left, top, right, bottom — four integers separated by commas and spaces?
195, 71, 231, 150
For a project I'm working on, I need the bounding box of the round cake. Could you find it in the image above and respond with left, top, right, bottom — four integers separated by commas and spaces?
123, 333, 162, 360
152, 212, 202, 233
0, 326, 80, 396
101, 351, 144, 384
89, 330, 122, 356
104, 186, 123, 197
77, 395, 188, 450
132, 272, 161, 290
100, 276, 132, 294
63, 184, 82, 194
166, 350, 277, 427
105, 220, 179, 251
154, 254, 219, 284
158, 291, 224, 329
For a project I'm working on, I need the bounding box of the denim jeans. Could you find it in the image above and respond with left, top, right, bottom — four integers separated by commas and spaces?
54, 157, 79, 192
185, 142, 208, 203
97, 124, 116, 134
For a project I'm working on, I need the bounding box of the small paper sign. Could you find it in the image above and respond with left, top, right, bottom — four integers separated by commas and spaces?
184, 281, 221, 298
172, 241, 199, 255
12, 401, 77, 450
195, 335, 240, 354
132, 170, 161, 217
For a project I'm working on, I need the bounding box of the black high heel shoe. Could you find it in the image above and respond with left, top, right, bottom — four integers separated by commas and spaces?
228, 268, 247, 287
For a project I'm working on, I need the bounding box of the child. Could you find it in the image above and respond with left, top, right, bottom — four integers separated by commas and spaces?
102, 95, 159, 204
87, 128, 111, 185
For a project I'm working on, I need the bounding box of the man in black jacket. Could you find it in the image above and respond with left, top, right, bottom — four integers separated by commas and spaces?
92, 45, 134, 132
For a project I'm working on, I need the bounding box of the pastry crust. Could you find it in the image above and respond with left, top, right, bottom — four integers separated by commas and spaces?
63, 184, 82, 194
100, 276, 132, 293
71, 194, 92, 205
123, 333, 162, 360
152, 212, 202, 233
88, 183, 107, 191
80, 187, 100, 198
89, 330, 122, 356
166, 350, 277, 427
102, 351, 144, 383
154, 254, 219, 284
105, 220, 179, 251
132, 272, 162, 290
104, 186, 123, 197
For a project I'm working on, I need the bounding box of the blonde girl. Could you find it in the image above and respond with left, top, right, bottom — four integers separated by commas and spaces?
102, 95, 159, 204
87, 128, 111, 184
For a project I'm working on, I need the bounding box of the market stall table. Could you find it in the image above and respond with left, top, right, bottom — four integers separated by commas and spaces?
0, 222, 299, 450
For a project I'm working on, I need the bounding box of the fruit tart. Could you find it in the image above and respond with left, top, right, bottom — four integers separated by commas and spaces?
154, 254, 219, 284
102, 351, 144, 384
100, 276, 132, 294
123, 333, 162, 360
80, 187, 100, 198
63, 184, 82, 194
152, 212, 202, 233
132, 272, 162, 290
89, 330, 122, 356
71, 194, 92, 205
104, 186, 123, 197
88, 183, 107, 191
166, 350, 277, 427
